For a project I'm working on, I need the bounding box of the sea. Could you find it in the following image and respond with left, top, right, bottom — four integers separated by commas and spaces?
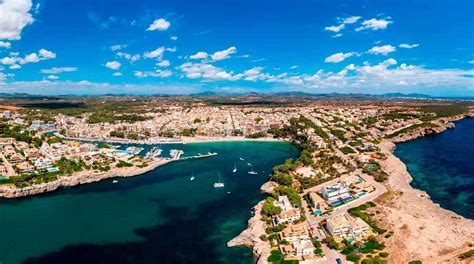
0, 141, 299, 264
394, 117, 474, 219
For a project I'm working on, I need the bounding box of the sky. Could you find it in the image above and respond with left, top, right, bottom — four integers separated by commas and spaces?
0, 0, 473, 96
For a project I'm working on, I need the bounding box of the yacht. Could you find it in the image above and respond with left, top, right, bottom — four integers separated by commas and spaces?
232, 163, 237, 173
213, 173, 225, 188
239, 157, 244, 161
145, 147, 163, 159
112, 180, 118, 183
125, 146, 144, 155
247, 162, 252, 166
190, 170, 195, 181
170, 149, 184, 159
248, 166, 258, 175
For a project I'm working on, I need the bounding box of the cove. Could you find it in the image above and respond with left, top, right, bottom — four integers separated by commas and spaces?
0, 141, 299, 264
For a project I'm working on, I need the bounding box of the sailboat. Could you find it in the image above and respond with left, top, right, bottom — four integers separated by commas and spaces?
239, 157, 244, 161
248, 165, 258, 175
190, 170, 195, 181
247, 162, 252, 166
213, 173, 225, 188
232, 163, 237, 173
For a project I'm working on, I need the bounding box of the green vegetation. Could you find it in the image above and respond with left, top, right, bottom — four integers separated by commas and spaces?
180, 128, 196, 137
348, 202, 387, 234
363, 161, 388, 182
110, 130, 125, 138
339, 146, 356, 154
385, 122, 438, 139
116, 160, 133, 168
262, 197, 282, 217
56, 157, 86, 175
273, 186, 301, 207
193, 118, 201, 123
458, 249, 474, 260
88, 112, 152, 124
330, 129, 346, 141
246, 131, 267, 138
408, 261, 422, 264
361, 256, 387, 264
267, 250, 299, 264
127, 132, 139, 140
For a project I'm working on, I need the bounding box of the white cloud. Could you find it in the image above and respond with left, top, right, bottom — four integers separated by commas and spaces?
468, 60, 474, 65
170, 36, 178, 41
324, 52, 354, 63
290, 65, 298, 69
179, 62, 241, 81
399, 43, 420, 49
41, 67, 77, 74
117, 52, 140, 63
189, 51, 208, 60
112, 72, 122, 76
111, 44, 127, 51
166, 47, 176, 52
0, 0, 34, 40
157, 60, 170, 67
146, 18, 170, 31
1, 56, 17, 65
331, 33, 343, 38
22, 52, 39, 63
356, 18, 392, 31
343, 16, 361, 24
143, 47, 165, 59
38, 49, 56, 59
47, 75, 59, 80
105, 60, 121, 70
325, 24, 345, 33
211, 46, 237, 61
9, 64, 20, 69
368, 45, 396, 55
0, 41, 11, 48
135, 69, 172, 78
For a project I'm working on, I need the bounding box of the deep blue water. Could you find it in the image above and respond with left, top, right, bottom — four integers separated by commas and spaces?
394, 118, 474, 219
0, 141, 299, 264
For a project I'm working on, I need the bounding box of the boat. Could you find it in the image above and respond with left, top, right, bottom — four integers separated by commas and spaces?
125, 146, 144, 155
145, 147, 163, 159
190, 170, 195, 181
170, 149, 184, 159
247, 162, 252, 166
213, 173, 225, 188
232, 163, 237, 173
248, 166, 258, 175
112, 180, 118, 183
239, 157, 244, 161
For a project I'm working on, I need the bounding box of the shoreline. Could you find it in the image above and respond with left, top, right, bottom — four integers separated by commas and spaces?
377, 114, 474, 262
227, 114, 474, 264
0, 158, 173, 199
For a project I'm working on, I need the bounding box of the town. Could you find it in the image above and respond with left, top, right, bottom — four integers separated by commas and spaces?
0, 97, 473, 264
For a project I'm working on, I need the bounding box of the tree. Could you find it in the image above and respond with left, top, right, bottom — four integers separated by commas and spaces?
262, 197, 282, 216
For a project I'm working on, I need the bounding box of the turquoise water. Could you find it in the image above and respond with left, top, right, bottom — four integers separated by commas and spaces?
0, 141, 299, 264
394, 118, 474, 219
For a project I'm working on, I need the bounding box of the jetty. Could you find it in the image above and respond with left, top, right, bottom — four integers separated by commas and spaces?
178, 152, 218, 161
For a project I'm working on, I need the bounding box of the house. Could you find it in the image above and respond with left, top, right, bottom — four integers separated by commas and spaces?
274, 209, 301, 225
274, 195, 294, 212
0, 137, 16, 146
279, 223, 310, 242
320, 182, 349, 201
308, 192, 329, 215
326, 213, 372, 241
16, 161, 34, 174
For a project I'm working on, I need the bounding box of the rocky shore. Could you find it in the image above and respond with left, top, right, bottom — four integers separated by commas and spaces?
227, 200, 271, 264
376, 115, 474, 263
0, 159, 172, 198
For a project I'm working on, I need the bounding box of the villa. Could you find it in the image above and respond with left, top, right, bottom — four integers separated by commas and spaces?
320, 182, 351, 203
325, 213, 372, 242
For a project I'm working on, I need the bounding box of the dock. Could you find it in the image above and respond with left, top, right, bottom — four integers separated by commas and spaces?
178, 152, 218, 161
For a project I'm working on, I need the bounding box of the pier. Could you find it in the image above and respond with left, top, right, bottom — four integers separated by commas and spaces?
178, 152, 218, 161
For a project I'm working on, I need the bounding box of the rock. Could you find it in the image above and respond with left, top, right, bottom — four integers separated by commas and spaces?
260, 181, 278, 194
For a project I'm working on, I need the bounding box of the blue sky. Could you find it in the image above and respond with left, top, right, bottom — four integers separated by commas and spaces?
0, 0, 473, 96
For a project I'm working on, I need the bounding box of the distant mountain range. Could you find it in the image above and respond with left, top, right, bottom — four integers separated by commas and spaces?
1, 92, 472, 100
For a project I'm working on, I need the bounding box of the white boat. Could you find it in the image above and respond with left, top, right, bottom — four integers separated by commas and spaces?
190, 170, 195, 181
170, 149, 184, 159
145, 147, 163, 159
248, 166, 258, 175
239, 157, 244, 161
126, 146, 144, 155
213, 173, 225, 188
247, 162, 252, 166
232, 163, 237, 173
112, 180, 118, 183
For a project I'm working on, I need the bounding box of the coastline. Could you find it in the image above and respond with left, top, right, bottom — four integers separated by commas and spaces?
376, 114, 474, 263
227, 114, 474, 264
0, 158, 172, 199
